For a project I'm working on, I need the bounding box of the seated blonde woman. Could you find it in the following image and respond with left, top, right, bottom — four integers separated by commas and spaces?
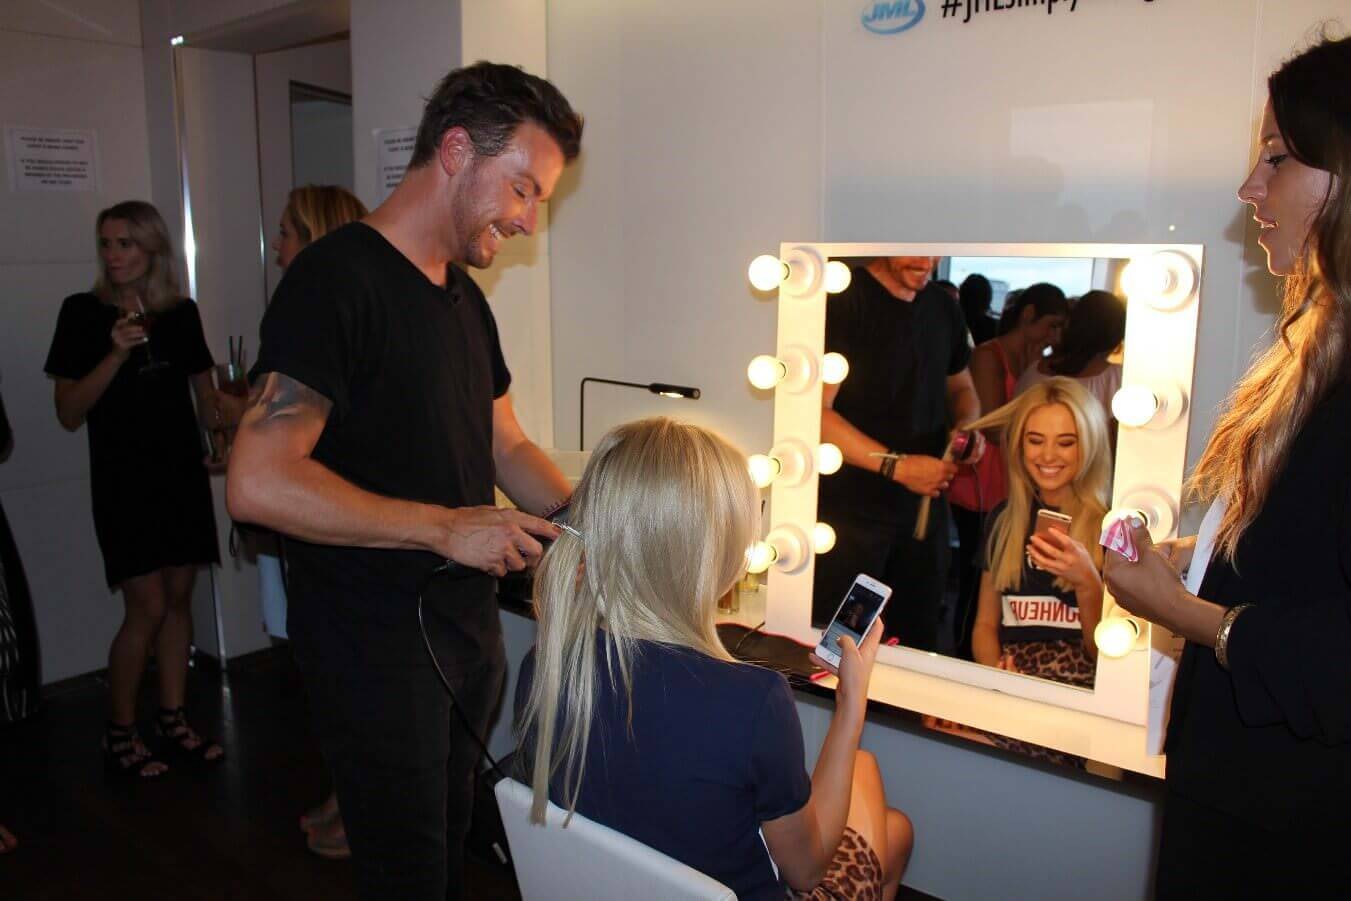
969, 378, 1111, 687
516, 417, 913, 900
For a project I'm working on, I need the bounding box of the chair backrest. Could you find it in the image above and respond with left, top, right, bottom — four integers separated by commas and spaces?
494, 777, 737, 901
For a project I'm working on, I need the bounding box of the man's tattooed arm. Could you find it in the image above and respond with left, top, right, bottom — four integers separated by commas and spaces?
244, 371, 333, 428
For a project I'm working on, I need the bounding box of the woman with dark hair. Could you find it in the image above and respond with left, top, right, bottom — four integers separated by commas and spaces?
959, 273, 997, 345
44, 201, 227, 780
1015, 289, 1127, 419
1105, 32, 1351, 895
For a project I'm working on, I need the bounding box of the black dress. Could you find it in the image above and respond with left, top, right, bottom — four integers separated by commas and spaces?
0, 389, 40, 723
44, 293, 219, 587
1157, 376, 1351, 897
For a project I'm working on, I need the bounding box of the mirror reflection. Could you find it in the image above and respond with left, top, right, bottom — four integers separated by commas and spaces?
812, 255, 1130, 689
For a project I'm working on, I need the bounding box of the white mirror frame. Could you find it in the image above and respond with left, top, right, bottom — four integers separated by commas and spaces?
761, 242, 1202, 774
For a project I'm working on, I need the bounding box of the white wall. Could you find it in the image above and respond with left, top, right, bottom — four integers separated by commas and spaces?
350, 0, 462, 209
255, 39, 352, 300
0, 1, 157, 683
548, 0, 822, 455
545, 1, 1347, 898
461, 0, 556, 446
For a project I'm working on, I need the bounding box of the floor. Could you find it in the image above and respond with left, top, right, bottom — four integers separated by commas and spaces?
1, 647, 935, 900
0, 648, 518, 900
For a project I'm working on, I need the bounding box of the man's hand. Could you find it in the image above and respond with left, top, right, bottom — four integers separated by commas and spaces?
895, 455, 957, 497
438, 507, 561, 577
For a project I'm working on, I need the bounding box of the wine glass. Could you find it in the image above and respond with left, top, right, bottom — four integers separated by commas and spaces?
132, 296, 169, 376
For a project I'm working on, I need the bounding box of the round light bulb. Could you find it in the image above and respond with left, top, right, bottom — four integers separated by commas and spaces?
812, 522, 837, 554
1111, 384, 1160, 428
824, 260, 852, 294
1094, 617, 1142, 659
816, 443, 844, 476
1120, 250, 1197, 311
747, 355, 787, 390
747, 454, 781, 489
1120, 256, 1169, 301
821, 353, 850, 385
746, 540, 777, 574
748, 254, 787, 292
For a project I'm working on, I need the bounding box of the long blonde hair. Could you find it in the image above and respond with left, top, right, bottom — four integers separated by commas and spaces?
283, 185, 367, 245
518, 418, 760, 824
92, 201, 181, 312
1188, 32, 1351, 564
969, 378, 1111, 593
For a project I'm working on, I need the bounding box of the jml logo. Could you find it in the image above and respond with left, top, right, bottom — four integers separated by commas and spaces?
861, 0, 925, 34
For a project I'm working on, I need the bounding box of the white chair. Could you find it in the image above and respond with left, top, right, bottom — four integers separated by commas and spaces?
494, 777, 737, 901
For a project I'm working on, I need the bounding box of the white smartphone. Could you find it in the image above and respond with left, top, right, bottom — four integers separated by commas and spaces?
814, 573, 893, 669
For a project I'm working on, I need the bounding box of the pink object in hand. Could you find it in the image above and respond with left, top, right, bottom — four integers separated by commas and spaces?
1100, 515, 1142, 563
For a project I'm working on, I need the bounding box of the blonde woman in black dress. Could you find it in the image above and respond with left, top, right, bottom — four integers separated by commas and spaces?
45, 201, 227, 780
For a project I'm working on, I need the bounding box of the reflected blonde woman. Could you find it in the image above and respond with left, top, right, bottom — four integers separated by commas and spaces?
969, 377, 1110, 686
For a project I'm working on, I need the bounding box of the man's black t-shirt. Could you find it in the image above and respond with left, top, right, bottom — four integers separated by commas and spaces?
253, 222, 511, 670
820, 269, 971, 522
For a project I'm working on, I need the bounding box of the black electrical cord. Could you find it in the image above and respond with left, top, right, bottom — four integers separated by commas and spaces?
731, 619, 767, 657
418, 561, 508, 782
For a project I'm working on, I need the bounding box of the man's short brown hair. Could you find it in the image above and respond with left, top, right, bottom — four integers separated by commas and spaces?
409, 61, 583, 167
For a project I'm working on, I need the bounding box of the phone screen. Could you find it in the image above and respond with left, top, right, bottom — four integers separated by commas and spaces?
821, 580, 887, 658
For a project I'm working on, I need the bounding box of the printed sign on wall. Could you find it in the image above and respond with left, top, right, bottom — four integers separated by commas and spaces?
373, 126, 417, 203
5, 127, 100, 192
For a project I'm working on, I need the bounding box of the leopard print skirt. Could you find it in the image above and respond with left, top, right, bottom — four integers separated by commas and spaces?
1004, 639, 1095, 688
785, 827, 884, 900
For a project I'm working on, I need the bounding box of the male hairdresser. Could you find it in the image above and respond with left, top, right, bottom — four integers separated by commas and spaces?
227, 63, 580, 900
812, 256, 979, 650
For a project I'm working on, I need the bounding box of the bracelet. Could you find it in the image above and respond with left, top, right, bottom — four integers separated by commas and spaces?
1214, 603, 1253, 671
879, 452, 904, 481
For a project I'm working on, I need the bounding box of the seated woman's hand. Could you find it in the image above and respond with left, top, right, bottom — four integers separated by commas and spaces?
1027, 530, 1100, 591
812, 616, 883, 718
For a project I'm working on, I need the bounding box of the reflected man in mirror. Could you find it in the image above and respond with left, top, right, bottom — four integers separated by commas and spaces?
814, 257, 980, 649
227, 62, 581, 901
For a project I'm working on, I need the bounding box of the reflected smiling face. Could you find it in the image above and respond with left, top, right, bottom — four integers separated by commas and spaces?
1238, 101, 1333, 276
452, 120, 566, 269
1021, 402, 1081, 506
882, 256, 936, 295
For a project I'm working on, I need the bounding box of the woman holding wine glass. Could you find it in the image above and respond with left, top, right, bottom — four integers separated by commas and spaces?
44, 200, 229, 781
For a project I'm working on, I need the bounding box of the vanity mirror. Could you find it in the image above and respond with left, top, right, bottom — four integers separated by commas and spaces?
746, 243, 1201, 765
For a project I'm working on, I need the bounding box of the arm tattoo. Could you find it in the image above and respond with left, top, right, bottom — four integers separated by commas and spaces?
246, 372, 332, 426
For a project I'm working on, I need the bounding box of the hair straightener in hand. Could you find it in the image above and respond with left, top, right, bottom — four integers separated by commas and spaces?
435, 502, 574, 580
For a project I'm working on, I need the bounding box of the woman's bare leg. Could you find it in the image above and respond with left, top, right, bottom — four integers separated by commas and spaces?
844, 750, 913, 901
154, 564, 196, 711
108, 571, 168, 726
